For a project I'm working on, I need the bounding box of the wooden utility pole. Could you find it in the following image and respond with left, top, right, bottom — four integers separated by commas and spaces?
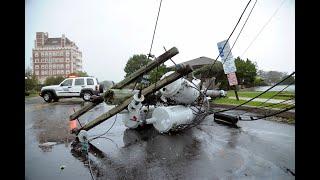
69, 47, 179, 121
74, 65, 193, 134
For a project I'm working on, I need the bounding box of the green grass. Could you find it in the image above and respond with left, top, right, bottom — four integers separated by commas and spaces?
213, 97, 294, 109
226, 90, 294, 100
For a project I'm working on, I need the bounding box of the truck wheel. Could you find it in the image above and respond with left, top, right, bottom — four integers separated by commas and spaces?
53, 97, 59, 102
43, 92, 53, 103
99, 84, 104, 93
82, 91, 92, 101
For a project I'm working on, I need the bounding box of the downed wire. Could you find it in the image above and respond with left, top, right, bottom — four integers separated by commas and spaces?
236, 81, 295, 116
214, 71, 295, 113
260, 96, 295, 109
87, 154, 96, 180
238, 105, 295, 121
89, 114, 118, 142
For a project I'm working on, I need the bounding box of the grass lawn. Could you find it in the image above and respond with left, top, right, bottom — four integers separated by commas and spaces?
213, 97, 294, 109
226, 90, 294, 100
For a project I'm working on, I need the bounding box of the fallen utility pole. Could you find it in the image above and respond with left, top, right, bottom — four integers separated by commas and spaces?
113, 47, 179, 89
74, 64, 193, 134
69, 47, 179, 121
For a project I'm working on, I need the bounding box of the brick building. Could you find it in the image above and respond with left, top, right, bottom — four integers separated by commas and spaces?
31, 32, 83, 83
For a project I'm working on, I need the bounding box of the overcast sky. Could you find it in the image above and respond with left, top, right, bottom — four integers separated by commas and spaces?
25, 0, 295, 82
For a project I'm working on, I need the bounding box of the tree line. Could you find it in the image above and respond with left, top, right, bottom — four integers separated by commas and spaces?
25, 69, 89, 93
123, 55, 294, 90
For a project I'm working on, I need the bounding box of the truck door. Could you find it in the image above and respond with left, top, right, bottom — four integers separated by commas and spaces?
56, 79, 74, 97
72, 78, 85, 96
86, 78, 96, 91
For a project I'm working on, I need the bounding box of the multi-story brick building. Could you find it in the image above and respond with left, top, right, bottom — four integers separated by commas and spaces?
31, 32, 83, 83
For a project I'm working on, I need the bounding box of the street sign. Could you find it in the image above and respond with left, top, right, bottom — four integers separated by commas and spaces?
227, 72, 238, 86
217, 40, 237, 74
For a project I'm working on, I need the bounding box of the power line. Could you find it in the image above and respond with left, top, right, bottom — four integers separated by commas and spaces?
241, 0, 287, 57
236, 81, 294, 116
214, 71, 295, 113
203, 0, 254, 93
222, 0, 258, 66
89, 114, 117, 142
239, 105, 295, 121
148, 0, 163, 58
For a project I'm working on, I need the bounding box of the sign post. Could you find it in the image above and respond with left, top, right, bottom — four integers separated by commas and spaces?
217, 40, 239, 100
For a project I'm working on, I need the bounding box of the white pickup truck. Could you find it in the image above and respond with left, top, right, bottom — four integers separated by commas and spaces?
39, 76, 104, 102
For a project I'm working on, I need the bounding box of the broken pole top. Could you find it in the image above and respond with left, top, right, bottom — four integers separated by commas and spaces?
112, 47, 179, 89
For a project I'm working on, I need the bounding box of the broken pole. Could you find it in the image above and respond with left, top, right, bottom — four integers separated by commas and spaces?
69, 47, 179, 120
74, 64, 193, 134
112, 47, 179, 89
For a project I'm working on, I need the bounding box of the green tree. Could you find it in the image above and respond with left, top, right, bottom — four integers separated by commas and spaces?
68, 71, 89, 77
194, 61, 229, 89
234, 57, 257, 87
279, 73, 295, 85
124, 54, 168, 84
25, 68, 39, 92
124, 54, 151, 77
44, 76, 65, 86
253, 76, 268, 86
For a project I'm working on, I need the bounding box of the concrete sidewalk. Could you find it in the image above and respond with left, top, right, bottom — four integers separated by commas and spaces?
229, 96, 295, 104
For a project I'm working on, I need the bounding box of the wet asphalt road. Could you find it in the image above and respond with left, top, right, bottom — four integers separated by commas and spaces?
25, 97, 295, 180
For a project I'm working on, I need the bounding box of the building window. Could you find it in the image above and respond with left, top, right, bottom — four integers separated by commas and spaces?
61, 70, 64, 74
45, 58, 48, 62
66, 51, 70, 56
35, 71, 39, 75
66, 64, 70, 69
35, 65, 39, 69
53, 70, 56, 75
87, 78, 94, 85
53, 64, 56, 69
66, 70, 70, 74
66, 58, 70, 62
41, 65, 44, 69
45, 52, 48, 56
75, 78, 84, 86
49, 64, 52, 69
35, 52, 39, 57
41, 52, 44, 57
61, 64, 64, 69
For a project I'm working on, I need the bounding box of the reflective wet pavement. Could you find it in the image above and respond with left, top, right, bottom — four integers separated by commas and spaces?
25, 97, 295, 180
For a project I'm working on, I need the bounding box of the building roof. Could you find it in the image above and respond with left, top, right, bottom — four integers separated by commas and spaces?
44, 37, 73, 46
169, 56, 217, 68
